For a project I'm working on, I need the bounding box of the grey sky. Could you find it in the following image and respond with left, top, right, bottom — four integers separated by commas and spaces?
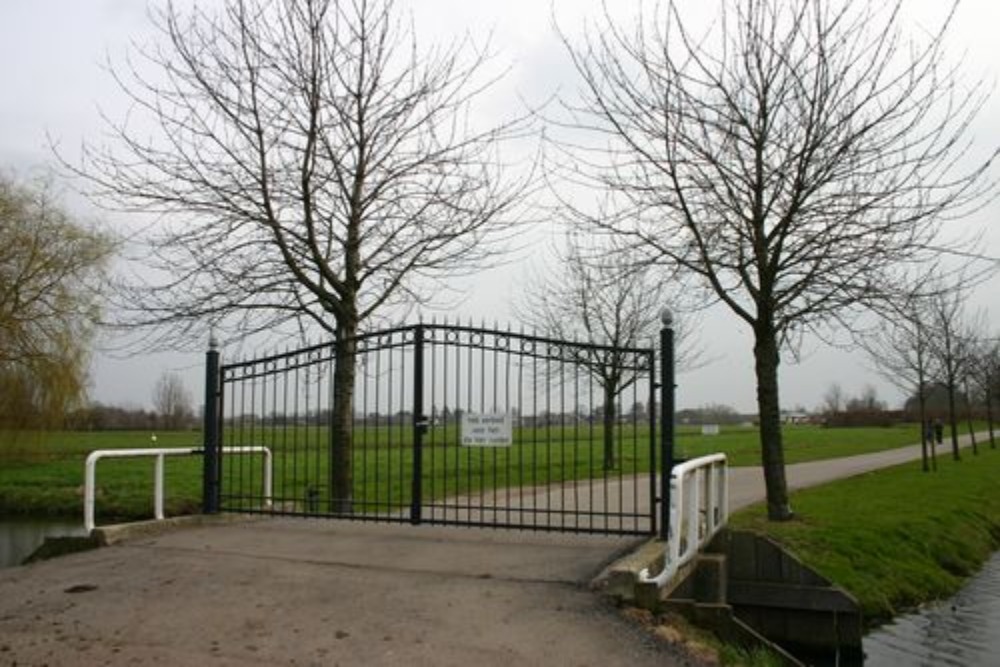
1, 0, 997, 413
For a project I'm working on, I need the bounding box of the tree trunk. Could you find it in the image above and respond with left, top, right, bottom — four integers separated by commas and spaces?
918, 392, 929, 472
946, 374, 961, 461
603, 384, 617, 470
965, 380, 979, 456
753, 323, 792, 521
987, 387, 996, 450
330, 318, 359, 514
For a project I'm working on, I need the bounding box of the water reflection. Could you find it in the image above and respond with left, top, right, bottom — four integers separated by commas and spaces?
0, 518, 87, 568
865, 552, 1000, 666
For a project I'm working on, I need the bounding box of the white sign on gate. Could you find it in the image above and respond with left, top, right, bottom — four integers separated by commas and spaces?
460, 412, 512, 447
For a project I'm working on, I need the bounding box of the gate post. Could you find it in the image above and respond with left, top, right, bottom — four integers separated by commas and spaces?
411, 324, 426, 525
203, 333, 222, 514
659, 310, 675, 541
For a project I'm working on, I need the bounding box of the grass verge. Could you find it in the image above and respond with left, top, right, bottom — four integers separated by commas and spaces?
730, 445, 1000, 626
0, 423, 953, 521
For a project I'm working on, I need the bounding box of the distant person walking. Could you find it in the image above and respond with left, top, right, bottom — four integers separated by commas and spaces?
934, 419, 944, 445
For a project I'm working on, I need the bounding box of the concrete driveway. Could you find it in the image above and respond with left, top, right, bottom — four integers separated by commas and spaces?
0, 519, 693, 666
2, 433, 987, 666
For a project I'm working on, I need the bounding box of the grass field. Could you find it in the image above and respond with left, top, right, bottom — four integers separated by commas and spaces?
0, 422, 936, 521
731, 444, 1000, 625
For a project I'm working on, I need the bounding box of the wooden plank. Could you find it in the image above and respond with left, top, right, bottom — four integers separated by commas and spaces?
728, 580, 860, 613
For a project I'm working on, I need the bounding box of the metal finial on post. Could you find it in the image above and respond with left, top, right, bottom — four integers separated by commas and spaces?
660, 307, 674, 328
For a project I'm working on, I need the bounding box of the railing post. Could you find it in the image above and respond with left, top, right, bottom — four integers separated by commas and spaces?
154, 453, 165, 520
203, 334, 221, 514
659, 309, 675, 541
411, 323, 426, 525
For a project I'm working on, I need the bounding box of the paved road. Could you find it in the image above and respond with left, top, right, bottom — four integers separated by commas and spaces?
0, 432, 991, 666
0, 521, 688, 666
729, 432, 991, 511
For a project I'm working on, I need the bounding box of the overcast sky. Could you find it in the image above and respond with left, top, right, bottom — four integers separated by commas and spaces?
1, 0, 997, 414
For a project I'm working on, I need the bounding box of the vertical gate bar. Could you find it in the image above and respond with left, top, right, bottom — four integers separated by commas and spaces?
393, 331, 402, 513
281, 355, 290, 511
312, 354, 322, 513
429, 329, 437, 522
587, 354, 597, 530
411, 324, 425, 525
559, 359, 566, 530
387, 336, 394, 515
292, 354, 301, 511
572, 355, 580, 531
442, 327, 451, 521
478, 330, 485, 515
504, 328, 512, 526
202, 337, 221, 514
492, 332, 498, 525
374, 343, 382, 516
364, 345, 370, 516
648, 350, 657, 536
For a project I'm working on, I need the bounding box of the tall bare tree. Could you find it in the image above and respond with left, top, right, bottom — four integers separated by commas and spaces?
73, 0, 529, 510
152, 372, 194, 430
976, 341, 1000, 450
559, 0, 995, 519
925, 287, 978, 461
862, 295, 936, 471
0, 176, 113, 430
518, 235, 694, 469
820, 383, 844, 418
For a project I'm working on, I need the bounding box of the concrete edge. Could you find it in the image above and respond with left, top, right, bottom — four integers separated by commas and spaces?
591, 538, 664, 601
92, 513, 259, 546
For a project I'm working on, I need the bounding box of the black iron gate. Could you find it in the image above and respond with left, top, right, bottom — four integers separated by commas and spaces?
204, 322, 659, 536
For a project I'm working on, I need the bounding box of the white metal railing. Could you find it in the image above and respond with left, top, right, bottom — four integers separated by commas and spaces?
84, 446, 272, 533
640, 453, 729, 587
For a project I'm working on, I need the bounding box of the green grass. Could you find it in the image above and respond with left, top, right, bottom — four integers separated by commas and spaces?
0, 422, 942, 521
676, 422, 926, 466
730, 445, 1000, 625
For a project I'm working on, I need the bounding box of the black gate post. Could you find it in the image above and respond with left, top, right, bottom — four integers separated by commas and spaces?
659, 310, 675, 541
203, 334, 221, 514
411, 324, 426, 525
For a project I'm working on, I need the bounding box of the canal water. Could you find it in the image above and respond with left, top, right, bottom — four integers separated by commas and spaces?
0, 517, 87, 569
864, 551, 1000, 666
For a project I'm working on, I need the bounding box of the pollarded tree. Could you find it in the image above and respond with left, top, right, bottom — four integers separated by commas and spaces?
73, 0, 529, 510
0, 176, 114, 429
560, 0, 995, 519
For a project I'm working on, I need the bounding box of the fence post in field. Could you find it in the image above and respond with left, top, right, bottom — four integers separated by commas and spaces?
659, 310, 675, 541
202, 333, 221, 514
411, 323, 426, 525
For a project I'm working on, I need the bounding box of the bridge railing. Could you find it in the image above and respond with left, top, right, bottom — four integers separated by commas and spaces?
84, 446, 272, 533
640, 453, 728, 587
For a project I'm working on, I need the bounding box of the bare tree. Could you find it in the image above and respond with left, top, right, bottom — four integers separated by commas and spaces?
0, 175, 113, 430
862, 295, 937, 471
820, 383, 844, 418
518, 235, 694, 469
978, 341, 1000, 450
72, 0, 529, 510
559, 0, 995, 519
926, 288, 978, 461
960, 319, 995, 455
152, 372, 193, 430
